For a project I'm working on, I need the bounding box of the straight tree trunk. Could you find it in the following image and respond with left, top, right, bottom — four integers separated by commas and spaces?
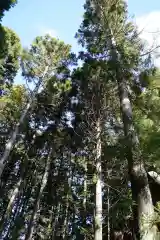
83, 158, 87, 210
83, 158, 87, 240
94, 118, 102, 240
52, 203, 61, 240
25, 148, 52, 240
62, 194, 69, 239
107, 182, 110, 240
0, 66, 48, 178
62, 155, 73, 239
51, 157, 64, 240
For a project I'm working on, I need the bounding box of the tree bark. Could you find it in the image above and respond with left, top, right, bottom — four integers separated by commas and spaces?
117, 79, 156, 240
25, 148, 52, 240
1, 164, 26, 222
148, 171, 160, 185
101, 20, 157, 238
107, 180, 110, 240
62, 195, 69, 240
92, 0, 157, 237
83, 158, 87, 240
94, 118, 102, 240
52, 203, 60, 240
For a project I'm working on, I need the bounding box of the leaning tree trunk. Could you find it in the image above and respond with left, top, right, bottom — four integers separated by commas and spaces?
92, 0, 157, 237
25, 148, 52, 240
0, 66, 48, 179
94, 118, 102, 240
117, 79, 157, 239
103, 16, 156, 238
10, 167, 37, 239
0, 160, 28, 227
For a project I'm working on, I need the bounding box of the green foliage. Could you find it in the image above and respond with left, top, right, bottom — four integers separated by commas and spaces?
0, 26, 21, 88
1, 1, 160, 239
0, 0, 17, 21
0, 84, 27, 122
21, 35, 71, 82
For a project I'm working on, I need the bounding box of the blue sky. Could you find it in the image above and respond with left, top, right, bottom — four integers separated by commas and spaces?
128, 0, 160, 16
2, 0, 85, 53
2, 0, 160, 51
1, 0, 160, 83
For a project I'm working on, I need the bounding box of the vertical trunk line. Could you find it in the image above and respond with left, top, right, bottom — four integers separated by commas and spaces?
94, 118, 102, 240
107, 178, 110, 240
52, 203, 61, 240
83, 157, 87, 240
62, 195, 69, 239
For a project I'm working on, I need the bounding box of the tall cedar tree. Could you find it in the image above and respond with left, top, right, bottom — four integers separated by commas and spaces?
77, 0, 157, 239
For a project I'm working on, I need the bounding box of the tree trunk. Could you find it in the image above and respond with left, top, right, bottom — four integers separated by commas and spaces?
1, 169, 25, 222
107, 182, 110, 240
92, 0, 157, 237
94, 118, 102, 240
117, 79, 156, 239
25, 148, 52, 240
3, 160, 28, 219
0, 161, 28, 238
83, 158, 87, 240
1, 193, 24, 239
100, 20, 157, 237
52, 203, 60, 240
83, 160, 87, 210
62, 154, 73, 239
11, 180, 34, 239
0, 66, 48, 178
62, 195, 69, 240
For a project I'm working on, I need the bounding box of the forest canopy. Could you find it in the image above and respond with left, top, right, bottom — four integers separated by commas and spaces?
0, 1, 160, 240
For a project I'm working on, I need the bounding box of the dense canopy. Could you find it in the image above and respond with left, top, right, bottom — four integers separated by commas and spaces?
0, 1, 160, 240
